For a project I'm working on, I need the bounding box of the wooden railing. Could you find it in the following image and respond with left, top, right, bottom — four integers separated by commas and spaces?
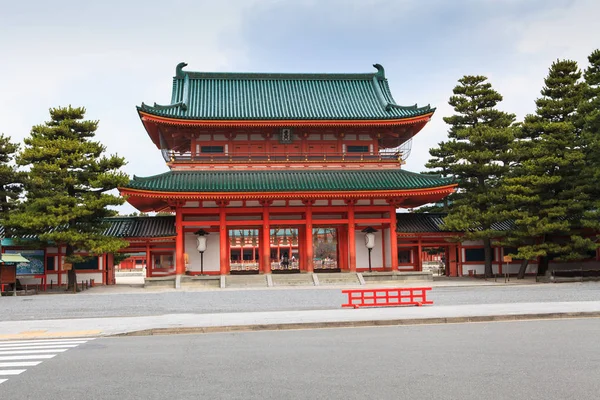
167, 151, 401, 164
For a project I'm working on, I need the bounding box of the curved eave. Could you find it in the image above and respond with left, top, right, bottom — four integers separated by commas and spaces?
119, 185, 457, 213
137, 109, 434, 128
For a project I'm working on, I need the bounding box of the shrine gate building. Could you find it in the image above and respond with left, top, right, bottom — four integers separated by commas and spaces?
119, 63, 456, 284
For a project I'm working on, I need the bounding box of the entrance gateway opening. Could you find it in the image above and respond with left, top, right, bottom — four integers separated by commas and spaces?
228, 227, 340, 275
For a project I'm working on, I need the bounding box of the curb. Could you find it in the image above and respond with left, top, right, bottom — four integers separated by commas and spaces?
113, 311, 600, 337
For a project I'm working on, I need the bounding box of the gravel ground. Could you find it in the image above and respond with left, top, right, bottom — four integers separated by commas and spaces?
1, 281, 599, 321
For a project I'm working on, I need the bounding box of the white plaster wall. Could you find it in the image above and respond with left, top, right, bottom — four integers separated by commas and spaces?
383, 228, 391, 268
503, 263, 538, 274
461, 264, 485, 275
355, 230, 383, 269
184, 232, 220, 273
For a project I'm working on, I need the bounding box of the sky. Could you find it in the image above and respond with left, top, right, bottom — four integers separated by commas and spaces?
1, 0, 599, 214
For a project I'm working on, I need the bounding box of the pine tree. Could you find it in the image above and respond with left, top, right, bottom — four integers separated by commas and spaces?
502, 60, 594, 278
580, 50, 600, 232
6, 106, 129, 289
426, 76, 516, 277
0, 134, 24, 230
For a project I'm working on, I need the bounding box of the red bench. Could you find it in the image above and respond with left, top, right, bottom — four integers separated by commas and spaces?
342, 287, 433, 309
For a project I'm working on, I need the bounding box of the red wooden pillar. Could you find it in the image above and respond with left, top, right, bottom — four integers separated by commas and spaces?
57, 246, 62, 286
298, 227, 306, 271
338, 226, 347, 271
145, 241, 151, 278
175, 207, 185, 275
305, 200, 314, 272
390, 205, 399, 272
219, 203, 228, 275
106, 253, 114, 285
457, 243, 463, 276
416, 238, 422, 272
347, 200, 356, 272
261, 201, 271, 274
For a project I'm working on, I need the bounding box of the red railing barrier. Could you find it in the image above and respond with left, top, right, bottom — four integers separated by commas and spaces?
342, 287, 433, 309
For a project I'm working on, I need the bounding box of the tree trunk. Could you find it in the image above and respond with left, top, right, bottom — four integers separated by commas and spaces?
537, 256, 549, 276
66, 244, 78, 292
517, 259, 529, 279
483, 237, 493, 278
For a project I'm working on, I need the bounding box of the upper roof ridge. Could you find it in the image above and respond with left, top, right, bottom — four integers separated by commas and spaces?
174, 61, 384, 81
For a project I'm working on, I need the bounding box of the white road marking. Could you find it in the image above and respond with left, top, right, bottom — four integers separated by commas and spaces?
0, 355, 56, 361
0, 349, 68, 355
0, 338, 94, 386
0, 338, 95, 345
0, 344, 79, 351
0, 370, 26, 375
0, 341, 87, 348
0, 361, 42, 367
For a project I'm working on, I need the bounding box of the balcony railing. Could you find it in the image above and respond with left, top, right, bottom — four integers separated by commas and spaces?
165, 151, 402, 164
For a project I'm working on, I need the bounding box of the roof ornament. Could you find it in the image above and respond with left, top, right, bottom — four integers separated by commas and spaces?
176, 62, 188, 78
373, 64, 385, 79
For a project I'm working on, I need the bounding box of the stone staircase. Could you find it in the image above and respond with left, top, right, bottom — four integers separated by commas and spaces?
271, 273, 315, 287
225, 274, 269, 288
315, 272, 361, 285
181, 275, 220, 288
143, 271, 431, 289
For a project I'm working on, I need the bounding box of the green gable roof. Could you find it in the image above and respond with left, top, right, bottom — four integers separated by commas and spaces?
126, 169, 453, 192
138, 63, 434, 121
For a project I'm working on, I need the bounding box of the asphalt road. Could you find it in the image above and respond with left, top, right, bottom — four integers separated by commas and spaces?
1, 282, 600, 321
1, 319, 599, 399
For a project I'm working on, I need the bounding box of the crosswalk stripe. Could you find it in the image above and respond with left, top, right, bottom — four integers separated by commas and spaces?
0, 361, 42, 367
0, 345, 79, 351
0, 355, 56, 361
0, 341, 87, 348
0, 370, 26, 375
0, 338, 94, 386
0, 349, 68, 355
0, 338, 95, 345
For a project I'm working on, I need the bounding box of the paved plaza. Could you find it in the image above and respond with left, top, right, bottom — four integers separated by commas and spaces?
1, 281, 599, 340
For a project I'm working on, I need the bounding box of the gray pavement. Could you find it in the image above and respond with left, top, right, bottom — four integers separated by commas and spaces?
1, 280, 599, 321
1, 281, 599, 340
2, 319, 600, 399
1, 300, 600, 339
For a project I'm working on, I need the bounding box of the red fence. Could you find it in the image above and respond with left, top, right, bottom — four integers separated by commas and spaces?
342, 287, 433, 308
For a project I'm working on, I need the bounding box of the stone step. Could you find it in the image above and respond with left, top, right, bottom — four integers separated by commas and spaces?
225, 274, 268, 288
362, 271, 433, 283
271, 273, 314, 287
181, 276, 220, 288
144, 277, 175, 288
315, 273, 360, 285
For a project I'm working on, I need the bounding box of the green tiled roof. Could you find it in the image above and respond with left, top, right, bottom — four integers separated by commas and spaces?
138, 63, 434, 121
396, 213, 514, 233
126, 170, 453, 192
103, 216, 175, 238
0, 216, 176, 241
